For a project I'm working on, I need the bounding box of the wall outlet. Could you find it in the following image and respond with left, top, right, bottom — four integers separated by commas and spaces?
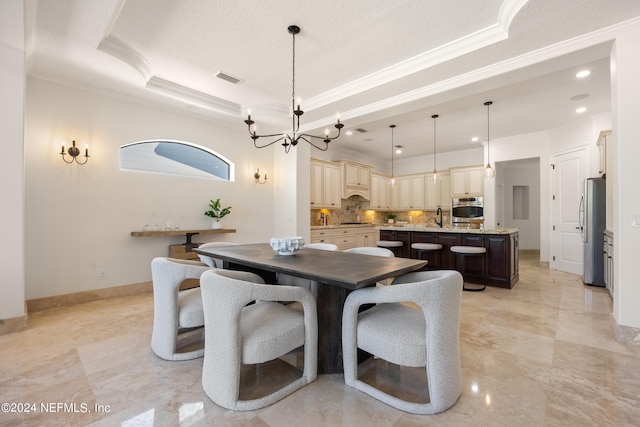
98, 269, 107, 280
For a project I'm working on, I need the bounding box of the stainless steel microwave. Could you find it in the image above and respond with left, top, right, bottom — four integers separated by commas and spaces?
452, 197, 483, 227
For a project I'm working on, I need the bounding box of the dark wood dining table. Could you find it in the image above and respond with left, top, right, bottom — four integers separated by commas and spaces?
194, 243, 427, 374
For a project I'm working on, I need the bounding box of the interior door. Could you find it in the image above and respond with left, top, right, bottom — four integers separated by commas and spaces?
550, 147, 588, 274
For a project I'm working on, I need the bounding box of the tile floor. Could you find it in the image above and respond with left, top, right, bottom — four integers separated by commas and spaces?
2, 254, 640, 426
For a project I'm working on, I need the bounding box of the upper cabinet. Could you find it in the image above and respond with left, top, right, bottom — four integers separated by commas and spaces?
451, 165, 484, 197
339, 161, 371, 200
597, 130, 611, 177
425, 170, 452, 210
310, 159, 342, 209
394, 174, 425, 210
370, 172, 391, 210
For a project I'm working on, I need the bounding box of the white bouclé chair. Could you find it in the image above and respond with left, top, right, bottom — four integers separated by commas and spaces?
150, 257, 213, 361
343, 246, 394, 257
197, 241, 238, 268
277, 243, 338, 297
200, 269, 318, 411
342, 270, 463, 414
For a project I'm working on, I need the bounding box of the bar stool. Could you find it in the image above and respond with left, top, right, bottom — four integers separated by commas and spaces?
411, 243, 442, 267
377, 240, 404, 258
450, 246, 486, 292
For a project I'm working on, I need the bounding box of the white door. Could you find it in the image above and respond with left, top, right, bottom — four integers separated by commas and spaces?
550, 147, 588, 274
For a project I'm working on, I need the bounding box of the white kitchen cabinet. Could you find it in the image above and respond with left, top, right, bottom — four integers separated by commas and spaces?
370, 172, 391, 210
356, 228, 378, 247
310, 227, 377, 250
451, 165, 484, 197
597, 130, 611, 177
340, 161, 371, 200
310, 159, 342, 209
394, 174, 425, 210
425, 170, 451, 210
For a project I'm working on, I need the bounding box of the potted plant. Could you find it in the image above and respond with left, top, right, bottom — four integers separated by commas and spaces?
387, 213, 396, 224
204, 198, 232, 229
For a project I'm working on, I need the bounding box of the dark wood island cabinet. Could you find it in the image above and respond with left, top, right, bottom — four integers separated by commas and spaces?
379, 227, 519, 289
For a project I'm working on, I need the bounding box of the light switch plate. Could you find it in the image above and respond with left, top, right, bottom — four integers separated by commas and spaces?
633, 215, 640, 227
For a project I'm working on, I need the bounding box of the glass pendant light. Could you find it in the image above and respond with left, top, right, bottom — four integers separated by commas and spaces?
484, 101, 496, 179
389, 124, 397, 187
430, 114, 442, 184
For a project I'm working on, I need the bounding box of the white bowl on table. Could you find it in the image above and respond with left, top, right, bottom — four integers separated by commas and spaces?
270, 237, 305, 255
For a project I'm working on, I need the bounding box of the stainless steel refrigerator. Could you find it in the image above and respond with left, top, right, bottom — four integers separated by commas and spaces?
579, 177, 606, 286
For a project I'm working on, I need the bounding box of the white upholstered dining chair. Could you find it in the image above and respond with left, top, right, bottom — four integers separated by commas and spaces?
343, 246, 395, 257
341, 270, 463, 414
200, 269, 318, 410
277, 242, 338, 297
196, 241, 238, 268
343, 246, 395, 285
150, 257, 213, 361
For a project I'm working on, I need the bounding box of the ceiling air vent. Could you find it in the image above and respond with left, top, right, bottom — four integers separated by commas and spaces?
215, 71, 242, 84
355, 128, 368, 133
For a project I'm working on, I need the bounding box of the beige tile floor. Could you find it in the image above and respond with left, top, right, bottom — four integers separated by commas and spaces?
2, 253, 640, 426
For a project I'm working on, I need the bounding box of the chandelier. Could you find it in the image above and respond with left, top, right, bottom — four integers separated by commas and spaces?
244, 25, 344, 153
484, 101, 496, 178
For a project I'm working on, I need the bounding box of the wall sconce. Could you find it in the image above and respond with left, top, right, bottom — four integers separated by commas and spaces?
254, 168, 267, 184
60, 140, 89, 165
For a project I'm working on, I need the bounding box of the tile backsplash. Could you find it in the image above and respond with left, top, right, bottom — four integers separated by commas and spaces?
311, 196, 450, 227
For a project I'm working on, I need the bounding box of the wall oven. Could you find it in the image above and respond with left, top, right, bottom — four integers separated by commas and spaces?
452, 197, 484, 228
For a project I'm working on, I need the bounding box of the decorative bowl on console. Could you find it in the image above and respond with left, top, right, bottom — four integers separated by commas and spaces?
269, 237, 305, 255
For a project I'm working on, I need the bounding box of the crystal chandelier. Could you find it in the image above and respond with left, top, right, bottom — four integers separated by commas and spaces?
244, 25, 344, 153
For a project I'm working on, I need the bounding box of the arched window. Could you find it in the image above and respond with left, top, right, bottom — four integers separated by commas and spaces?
119, 140, 234, 181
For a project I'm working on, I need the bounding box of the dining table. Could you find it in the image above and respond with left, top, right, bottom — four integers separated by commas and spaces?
194, 243, 427, 374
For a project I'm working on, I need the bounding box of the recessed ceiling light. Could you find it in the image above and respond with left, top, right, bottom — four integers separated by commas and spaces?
346, 130, 353, 136
576, 106, 587, 113
471, 137, 479, 142
576, 70, 591, 78
395, 144, 403, 154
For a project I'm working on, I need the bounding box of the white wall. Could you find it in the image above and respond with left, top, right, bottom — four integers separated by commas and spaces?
483, 132, 551, 261
497, 161, 541, 250
25, 78, 275, 299
0, 0, 26, 320
611, 24, 640, 329
393, 148, 484, 176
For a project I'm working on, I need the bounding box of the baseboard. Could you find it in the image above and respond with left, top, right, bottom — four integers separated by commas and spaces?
519, 249, 541, 255
26, 281, 153, 313
0, 313, 28, 335
611, 314, 640, 346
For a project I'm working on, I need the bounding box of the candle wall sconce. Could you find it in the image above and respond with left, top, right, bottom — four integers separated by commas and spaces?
254, 168, 267, 184
60, 140, 89, 165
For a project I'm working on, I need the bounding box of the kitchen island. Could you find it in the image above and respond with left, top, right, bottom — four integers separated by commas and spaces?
378, 226, 519, 289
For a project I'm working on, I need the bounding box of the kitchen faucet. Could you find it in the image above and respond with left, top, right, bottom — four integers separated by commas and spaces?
435, 207, 443, 228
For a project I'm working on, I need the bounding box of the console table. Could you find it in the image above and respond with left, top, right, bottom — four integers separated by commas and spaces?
131, 229, 236, 259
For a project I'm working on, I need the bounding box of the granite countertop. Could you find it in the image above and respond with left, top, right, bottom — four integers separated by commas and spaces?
310, 223, 376, 230
376, 225, 519, 234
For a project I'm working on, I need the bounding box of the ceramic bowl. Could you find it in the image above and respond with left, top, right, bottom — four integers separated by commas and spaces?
269, 237, 305, 255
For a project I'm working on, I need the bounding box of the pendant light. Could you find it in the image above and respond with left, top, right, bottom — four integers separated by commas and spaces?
389, 124, 396, 187
430, 114, 441, 184
484, 101, 496, 179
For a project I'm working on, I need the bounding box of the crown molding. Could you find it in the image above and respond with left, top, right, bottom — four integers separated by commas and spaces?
303, 0, 529, 111
300, 16, 640, 134
97, 35, 153, 81
145, 76, 240, 117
